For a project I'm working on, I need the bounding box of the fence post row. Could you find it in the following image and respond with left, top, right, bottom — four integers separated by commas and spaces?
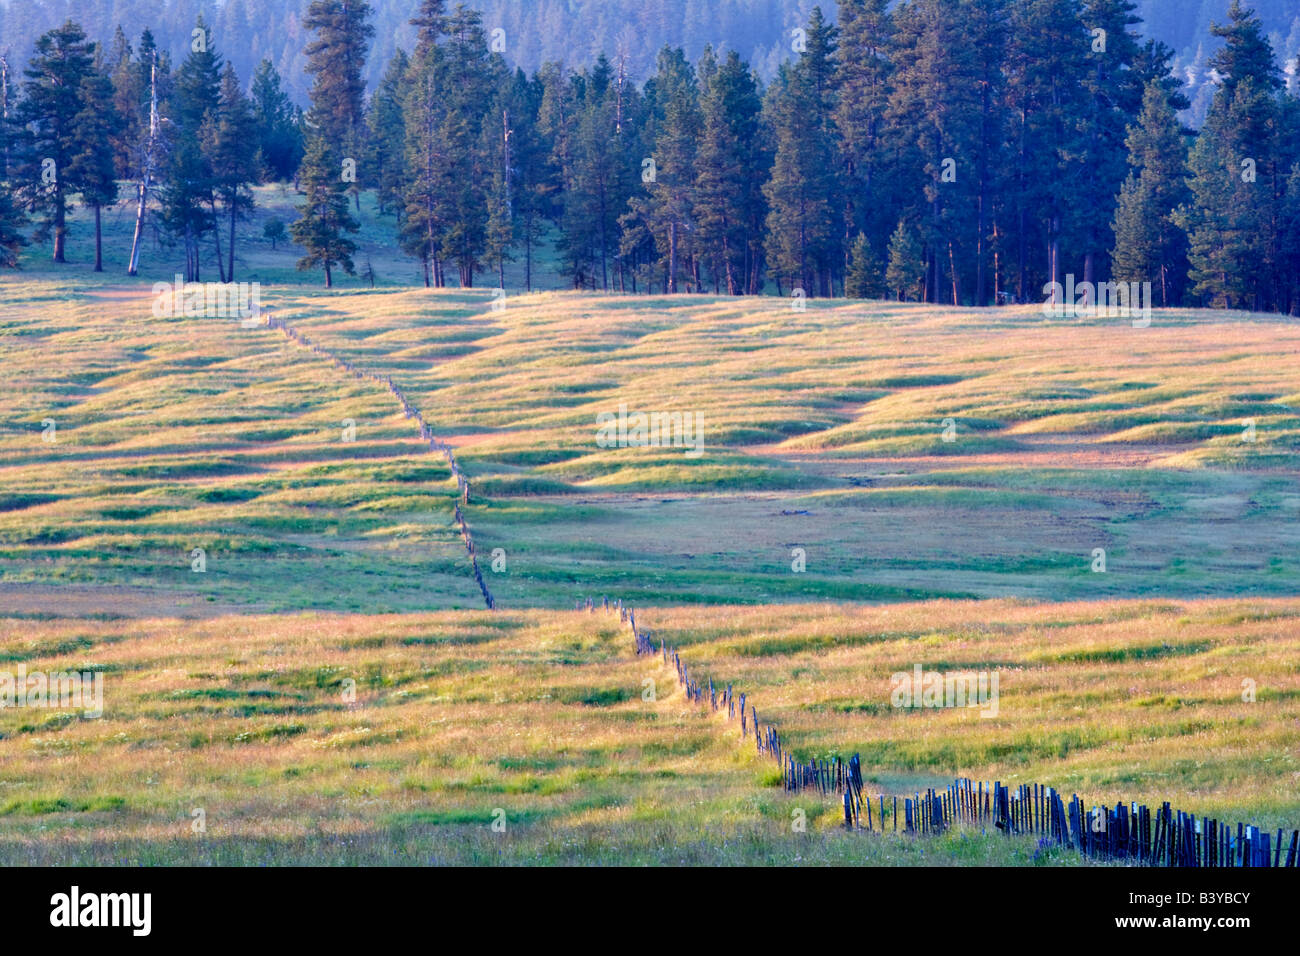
601, 593, 1298, 867
268, 312, 494, 610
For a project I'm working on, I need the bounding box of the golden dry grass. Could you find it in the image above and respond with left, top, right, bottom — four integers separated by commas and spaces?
1, 266, 1297, 864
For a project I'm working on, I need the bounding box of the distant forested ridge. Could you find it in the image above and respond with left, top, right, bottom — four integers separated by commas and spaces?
1, 0, 1297, 115
2, 0, 1300, 317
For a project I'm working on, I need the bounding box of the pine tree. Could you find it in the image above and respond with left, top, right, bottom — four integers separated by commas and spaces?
845, 232, 884, 298
558, 55, 639, 291
1178, 78, 1276, 310
885, 218, 925, 301
163, 17, 223, 281
886, 0, 955, 303
210, 63, 259, 281
106, 26, 140, 180
629, 47, 700, 293
1209, 0, 1283, 96
369, 49, 410, 216
291, 134, 360, 287
160, 133, 215, 282
302, 0, 375, 149
1280, 163, 1300, 315
1206, 0, 1286, 310
410, 0, 448, 60
0, 187, 25, 267
763, 8, 841, 299
173, 15, 221, 133
694, 48, 763, 296
962, 0, 1010, 306
763, 64, 832, 296
1002, 0, 1091, 301
436, 4, 498, 287
835, 0, 894, 253
482, 117, 515, 289
13, 20, 98, 263
250, 60, 303, 182
1176, 2, 1284, 311
507, 68, 554, 292
1111, 81, 1190, 305
66, 56, 123, 272
0, 50, 27, 267
400, 44, 452, 287
541, 65, 602, 289
1074, 0, 1146, 286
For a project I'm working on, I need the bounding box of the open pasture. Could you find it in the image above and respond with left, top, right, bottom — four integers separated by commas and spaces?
0, 598, 1294, 864
2, 273, 1299, 611
2, 248, 1298, 864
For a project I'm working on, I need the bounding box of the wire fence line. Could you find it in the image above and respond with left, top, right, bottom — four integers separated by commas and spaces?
582, 595, 1300, 868
265, 312, 495, 610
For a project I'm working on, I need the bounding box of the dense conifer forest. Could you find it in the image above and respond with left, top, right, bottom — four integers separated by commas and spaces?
2, 0, 1299, 312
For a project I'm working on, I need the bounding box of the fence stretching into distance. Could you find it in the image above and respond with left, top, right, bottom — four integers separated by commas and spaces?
581, 595, 1300, 868
264, 313, 495, 610
256, 309, 1294, 867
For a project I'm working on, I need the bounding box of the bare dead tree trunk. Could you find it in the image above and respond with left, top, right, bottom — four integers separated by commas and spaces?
129, 58, 160, 277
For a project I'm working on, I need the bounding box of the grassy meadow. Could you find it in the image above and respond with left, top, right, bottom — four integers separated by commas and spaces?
0, 188, 1297, 864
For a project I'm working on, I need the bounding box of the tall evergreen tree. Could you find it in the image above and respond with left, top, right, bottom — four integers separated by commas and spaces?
763, 63, 834, 296
291, 134, 360, 287
1111, 81, 1190, 305
172, 15, 221, 133
962, 0, 1010, 305
369, 49, 410, 216
1072, 0, 1146, 286
694, 48, 764, 295
250, 60, 303, 182
557, 55, 637, 291
482, 106, 516, 290
0, 51, 26, 266
763, 8, 839, 297
0, 187, 25, 267
67, 55, 123, 272
1209, 0, 1283, 97
400, 36, 451, 287
0, 51, 25, 267
845, 232, 884, 298
209, 62, 259, 281
887, 0, 988, 304
1280, 162, 1300, 315
1178, 78, 1276, 310
106, 26, 139, 179
13, 21, 98, 263
439, 4, 498, 287
411, 0, 448, 60
160, 133, 214, 282
885, 218, 926, 301
162, 17, 222, 280
506, 68, 554, 292
627, 47, 700, 293
835, 0, 895, 262
303, 0, 375, 171
1003, 0, 1091, 301
1179, 1, 1284, 310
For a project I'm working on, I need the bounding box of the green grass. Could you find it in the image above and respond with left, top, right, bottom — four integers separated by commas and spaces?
1, 190, 1298, 863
